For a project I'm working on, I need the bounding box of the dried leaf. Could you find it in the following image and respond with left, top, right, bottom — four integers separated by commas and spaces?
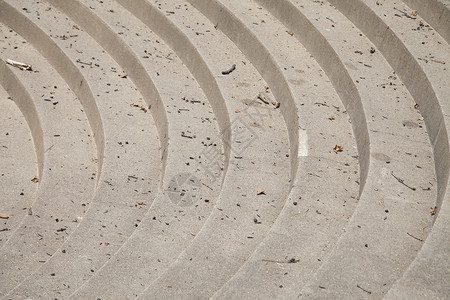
414, 104, 419, 109
235, 109, 241, 113
412, 10, 417, 16
257, 188, 266, 195
430, 206, 437, 216
31, 177, 39, 183
328, 116, 335, 120
287, 31, 294, 36
0, 212, 9, 219
136, 201, 144, 205
272, 102, 280, 109
131, 103, 148, 113
119, 73, 128, 78
333, 145, 343, 153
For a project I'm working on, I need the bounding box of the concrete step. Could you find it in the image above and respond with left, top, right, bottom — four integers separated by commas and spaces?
285, 0, 447, 298
74, 0, 292, 298
1, 0, 161, 297
0, 0, 447, 298
51, 0, 227, 298
401, 0, 450, 43
0, 20, 98, 294
0, 79, 38, 249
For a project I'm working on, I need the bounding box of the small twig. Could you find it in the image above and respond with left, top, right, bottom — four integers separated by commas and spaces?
221, 64, 236, 75
262, 258, 299, 264
257, 93, 270, 104
431, 59, 445, 65
326, 17, 335, 23
391, 171, 416, 191
314, 102, 329, 107
181, 132, 194, 139
75, 59, 92, 66
393, 7, 416, 19
356, 284, 372, 294
407, 232, 423, 242
202, 182, 213, 191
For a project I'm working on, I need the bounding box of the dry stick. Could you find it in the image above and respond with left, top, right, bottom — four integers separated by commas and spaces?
326, 16, 336, 23
262, 258, 299, 264
431, 59, 446, 65
257, 93, 270, 104
393, 7, 416, 19
357, 284, 372, 294
391, 171, 416, 191
202, 182, 213, 191
75, 59, 92, 66
407, 232, 423, 242
221, 64, 236, 75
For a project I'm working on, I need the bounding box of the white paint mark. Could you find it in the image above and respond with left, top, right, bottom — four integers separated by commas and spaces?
298, 128, 308, 157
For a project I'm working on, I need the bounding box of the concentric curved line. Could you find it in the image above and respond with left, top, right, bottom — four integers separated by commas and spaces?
401, 0, 450, 43
0, 0, 105, 185
0, 60, 43, 181
0, 59, 43, 249
253, 0, 370, 197
115, 0, 232, 185
0, 0, 168, 291
179, 1, 366, 297
46, 0, 169, 185
328, 0, 449, 220
186, 0, 300, 188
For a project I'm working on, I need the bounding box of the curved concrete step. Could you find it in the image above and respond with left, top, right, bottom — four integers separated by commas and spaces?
401, 0, 450, 43
137, 0, 324, 298
205, 0, 362, 297
0, 0, 447, 298
0, 21, 97, 254
0, 0, 161, 297
188, 0, 437, 297
0, 20, 101, 296
0, 0, 104, 182
292, 0, 448, 298
73, 0, 291, 298
40, 0, 227, 298
0, 80, 38, 249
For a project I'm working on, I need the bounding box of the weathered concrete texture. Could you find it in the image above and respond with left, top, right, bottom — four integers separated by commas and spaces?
0, 0, 448, 299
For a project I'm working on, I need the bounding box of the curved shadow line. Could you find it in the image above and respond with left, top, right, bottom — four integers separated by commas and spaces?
115, 0, 232, 185
34, 1, 232, 297
255, 0, 370, 198
401, 0, 450, 43
46, 0, 169, 186
181, 2, 364, 298
0, 61, 43, 187
0, 2, 169, 297
328, 0, 449, 220
0, 0, 105, 185
187, 0, 300, 189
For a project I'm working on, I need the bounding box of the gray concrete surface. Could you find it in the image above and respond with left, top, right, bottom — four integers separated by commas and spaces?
0, 0, 448, 299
